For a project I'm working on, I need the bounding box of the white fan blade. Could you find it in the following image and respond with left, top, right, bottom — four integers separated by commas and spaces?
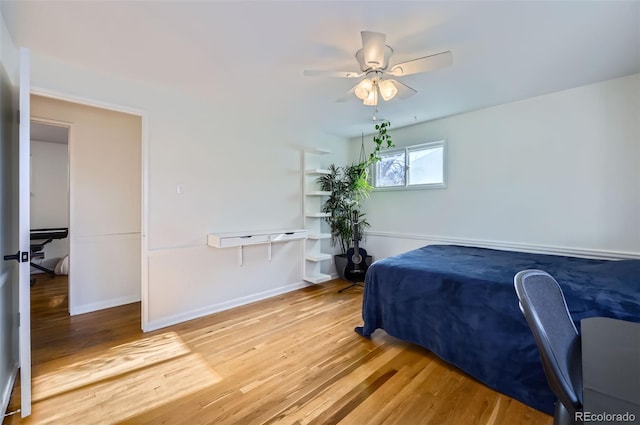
361, 31, 387, 68
386, 79, 417, 100
304, 70, 363, 78
388, 51, 453, 77
336, 85, 357, 103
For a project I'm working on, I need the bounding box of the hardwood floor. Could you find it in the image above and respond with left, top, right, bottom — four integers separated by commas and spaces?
5, 275, 552, 425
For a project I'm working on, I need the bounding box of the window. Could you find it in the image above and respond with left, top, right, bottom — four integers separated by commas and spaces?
372, 140, 446, 190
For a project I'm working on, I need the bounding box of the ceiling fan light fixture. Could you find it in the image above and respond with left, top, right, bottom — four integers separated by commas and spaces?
363, 82, 378, 106
354, 78, 373, 100
304, 31, 452, 106
379, 79, 398, 101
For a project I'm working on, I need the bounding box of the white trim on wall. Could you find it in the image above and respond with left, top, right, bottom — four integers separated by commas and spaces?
366, 231, 640, 261
31, 86, 145, 117
71, 294, 142, 316
140, 109, 149, 332
145, 280, 312, 332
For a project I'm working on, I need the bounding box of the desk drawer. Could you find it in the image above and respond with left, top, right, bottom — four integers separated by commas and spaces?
219, 234, 268, 248
206, 234, 269, 248
270, 231, 306, 243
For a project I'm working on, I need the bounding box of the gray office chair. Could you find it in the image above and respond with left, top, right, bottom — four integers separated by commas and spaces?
514, 270, 583, 425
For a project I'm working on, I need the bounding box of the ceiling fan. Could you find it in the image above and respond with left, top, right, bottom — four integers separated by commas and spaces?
304, 31, 452, 106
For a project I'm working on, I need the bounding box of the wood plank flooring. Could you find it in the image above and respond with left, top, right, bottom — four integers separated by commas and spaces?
5, 275, 552, 424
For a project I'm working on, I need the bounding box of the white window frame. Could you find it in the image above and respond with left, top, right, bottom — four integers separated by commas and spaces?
372, 140, 447, 191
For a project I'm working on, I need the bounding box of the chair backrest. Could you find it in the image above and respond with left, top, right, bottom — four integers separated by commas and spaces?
514, 269, 583, 413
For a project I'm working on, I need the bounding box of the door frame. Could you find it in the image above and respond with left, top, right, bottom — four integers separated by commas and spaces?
30, 87, 149, 331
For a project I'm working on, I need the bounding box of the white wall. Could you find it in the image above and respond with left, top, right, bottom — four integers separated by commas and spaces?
30, 139, 69, 269
0, 8, 19, 416
31, 96, 142, 315
353, 74, 640, 260
27, 54, 350, 330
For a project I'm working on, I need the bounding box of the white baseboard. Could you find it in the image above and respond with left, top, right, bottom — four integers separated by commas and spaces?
144, 280, 313, 332
70, 294, 141, 316
1, 362, 18, 419
365, 231, 640, 261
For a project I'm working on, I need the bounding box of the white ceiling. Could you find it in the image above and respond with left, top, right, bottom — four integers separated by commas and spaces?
3, 1, 639, 138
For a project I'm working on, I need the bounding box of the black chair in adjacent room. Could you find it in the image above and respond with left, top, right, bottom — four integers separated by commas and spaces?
30, 227, 69, 282
514, 269, 583, 425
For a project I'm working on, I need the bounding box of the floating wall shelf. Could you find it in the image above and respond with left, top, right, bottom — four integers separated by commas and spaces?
307, 233, 331, 240
305, 212, 331, 218
305, 169, 331, 175
208, 229, 307, 265
305, 253, 332, 262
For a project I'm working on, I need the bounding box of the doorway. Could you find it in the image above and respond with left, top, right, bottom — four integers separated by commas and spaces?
29, 121, 70, 289
30, 95, 144, 325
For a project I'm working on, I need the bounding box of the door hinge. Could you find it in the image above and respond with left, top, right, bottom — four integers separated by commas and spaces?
17, 312, 20, 327
17, 109, 20, 125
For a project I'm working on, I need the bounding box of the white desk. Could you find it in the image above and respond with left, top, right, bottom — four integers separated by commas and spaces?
208, 229, 307, 265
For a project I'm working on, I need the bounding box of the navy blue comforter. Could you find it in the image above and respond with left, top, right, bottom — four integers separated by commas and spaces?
355, 245, 640, 414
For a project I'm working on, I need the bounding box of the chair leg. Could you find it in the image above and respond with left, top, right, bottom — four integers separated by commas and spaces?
30, 261, 56, 277
554, 401, 578, 425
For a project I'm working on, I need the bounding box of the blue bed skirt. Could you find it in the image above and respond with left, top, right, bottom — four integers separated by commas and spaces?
355, 245, 640, 414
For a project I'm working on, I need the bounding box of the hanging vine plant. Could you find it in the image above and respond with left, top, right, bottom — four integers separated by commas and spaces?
317, 120, 394, 253
368, 120, 394, 166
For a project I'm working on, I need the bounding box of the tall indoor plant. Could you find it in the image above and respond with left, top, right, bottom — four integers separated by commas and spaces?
317, 164, 371, 254
317, 121, 394, 278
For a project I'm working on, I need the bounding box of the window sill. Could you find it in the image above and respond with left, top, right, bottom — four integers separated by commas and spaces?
372, 183, 447, 192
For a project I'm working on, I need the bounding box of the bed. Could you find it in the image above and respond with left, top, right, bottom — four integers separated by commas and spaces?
355, 244, 640, 414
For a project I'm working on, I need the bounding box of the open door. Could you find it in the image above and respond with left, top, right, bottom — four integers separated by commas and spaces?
2, 47, 31, 417
18, 47, 32, 419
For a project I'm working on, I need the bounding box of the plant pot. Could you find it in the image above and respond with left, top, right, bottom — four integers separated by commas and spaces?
334, 253, 373, 282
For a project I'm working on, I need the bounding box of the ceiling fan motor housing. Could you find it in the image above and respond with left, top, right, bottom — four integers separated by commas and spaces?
355, 46, 394, 72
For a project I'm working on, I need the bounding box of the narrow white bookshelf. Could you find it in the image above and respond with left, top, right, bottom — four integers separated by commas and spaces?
302, 147, 333, 284
307, 232, 331, 240
304, 273, 332, 284
305, 168, 331, 175
305, 212, 330, 218
306, 253, 332, 262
